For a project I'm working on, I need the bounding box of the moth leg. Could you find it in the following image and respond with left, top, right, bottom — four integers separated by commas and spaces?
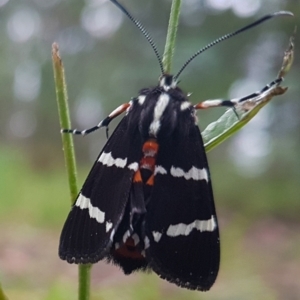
194, 77, 282, 110
61, 102, 131, 136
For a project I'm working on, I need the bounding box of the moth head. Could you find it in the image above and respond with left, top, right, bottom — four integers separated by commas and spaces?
159, 74, 177, 91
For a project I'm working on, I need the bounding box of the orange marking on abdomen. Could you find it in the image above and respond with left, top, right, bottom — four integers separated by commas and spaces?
132, 138, 159, 185
113, 237, 144, 260
142, 139, 159, 157
140, 156, 156, 170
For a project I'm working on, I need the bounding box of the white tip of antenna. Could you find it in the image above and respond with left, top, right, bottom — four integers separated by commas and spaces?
272, 11, 294, 18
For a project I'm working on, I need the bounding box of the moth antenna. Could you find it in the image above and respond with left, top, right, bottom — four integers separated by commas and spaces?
174, 11, 293, 80
110, 0, 164, 75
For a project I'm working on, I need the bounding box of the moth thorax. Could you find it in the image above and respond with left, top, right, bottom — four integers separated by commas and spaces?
159, 74, 177, 91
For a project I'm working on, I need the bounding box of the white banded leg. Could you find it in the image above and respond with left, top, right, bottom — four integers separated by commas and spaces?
61, 102, 130, 137
194, 78, 282, 110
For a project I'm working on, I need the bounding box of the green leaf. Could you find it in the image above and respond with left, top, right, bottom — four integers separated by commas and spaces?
203, 33, 294, 152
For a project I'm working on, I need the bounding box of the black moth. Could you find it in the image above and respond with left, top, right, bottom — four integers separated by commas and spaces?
59, 0, 292, 291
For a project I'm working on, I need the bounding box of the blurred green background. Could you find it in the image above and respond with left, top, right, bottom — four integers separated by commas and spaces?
0, 0, 299, 299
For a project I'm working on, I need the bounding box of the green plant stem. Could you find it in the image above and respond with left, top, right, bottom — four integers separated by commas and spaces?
52, 43, 91, 300
162, 0, 182, 73
0, 283, 8, 300
79, 264, 92, 300
52, 43, 78, 201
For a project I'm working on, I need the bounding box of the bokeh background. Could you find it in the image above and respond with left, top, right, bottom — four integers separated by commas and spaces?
0, 0, 299, 299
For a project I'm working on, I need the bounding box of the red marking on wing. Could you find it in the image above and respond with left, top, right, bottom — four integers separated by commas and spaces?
146, 174, 154, 186
133, 169, 142, 183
